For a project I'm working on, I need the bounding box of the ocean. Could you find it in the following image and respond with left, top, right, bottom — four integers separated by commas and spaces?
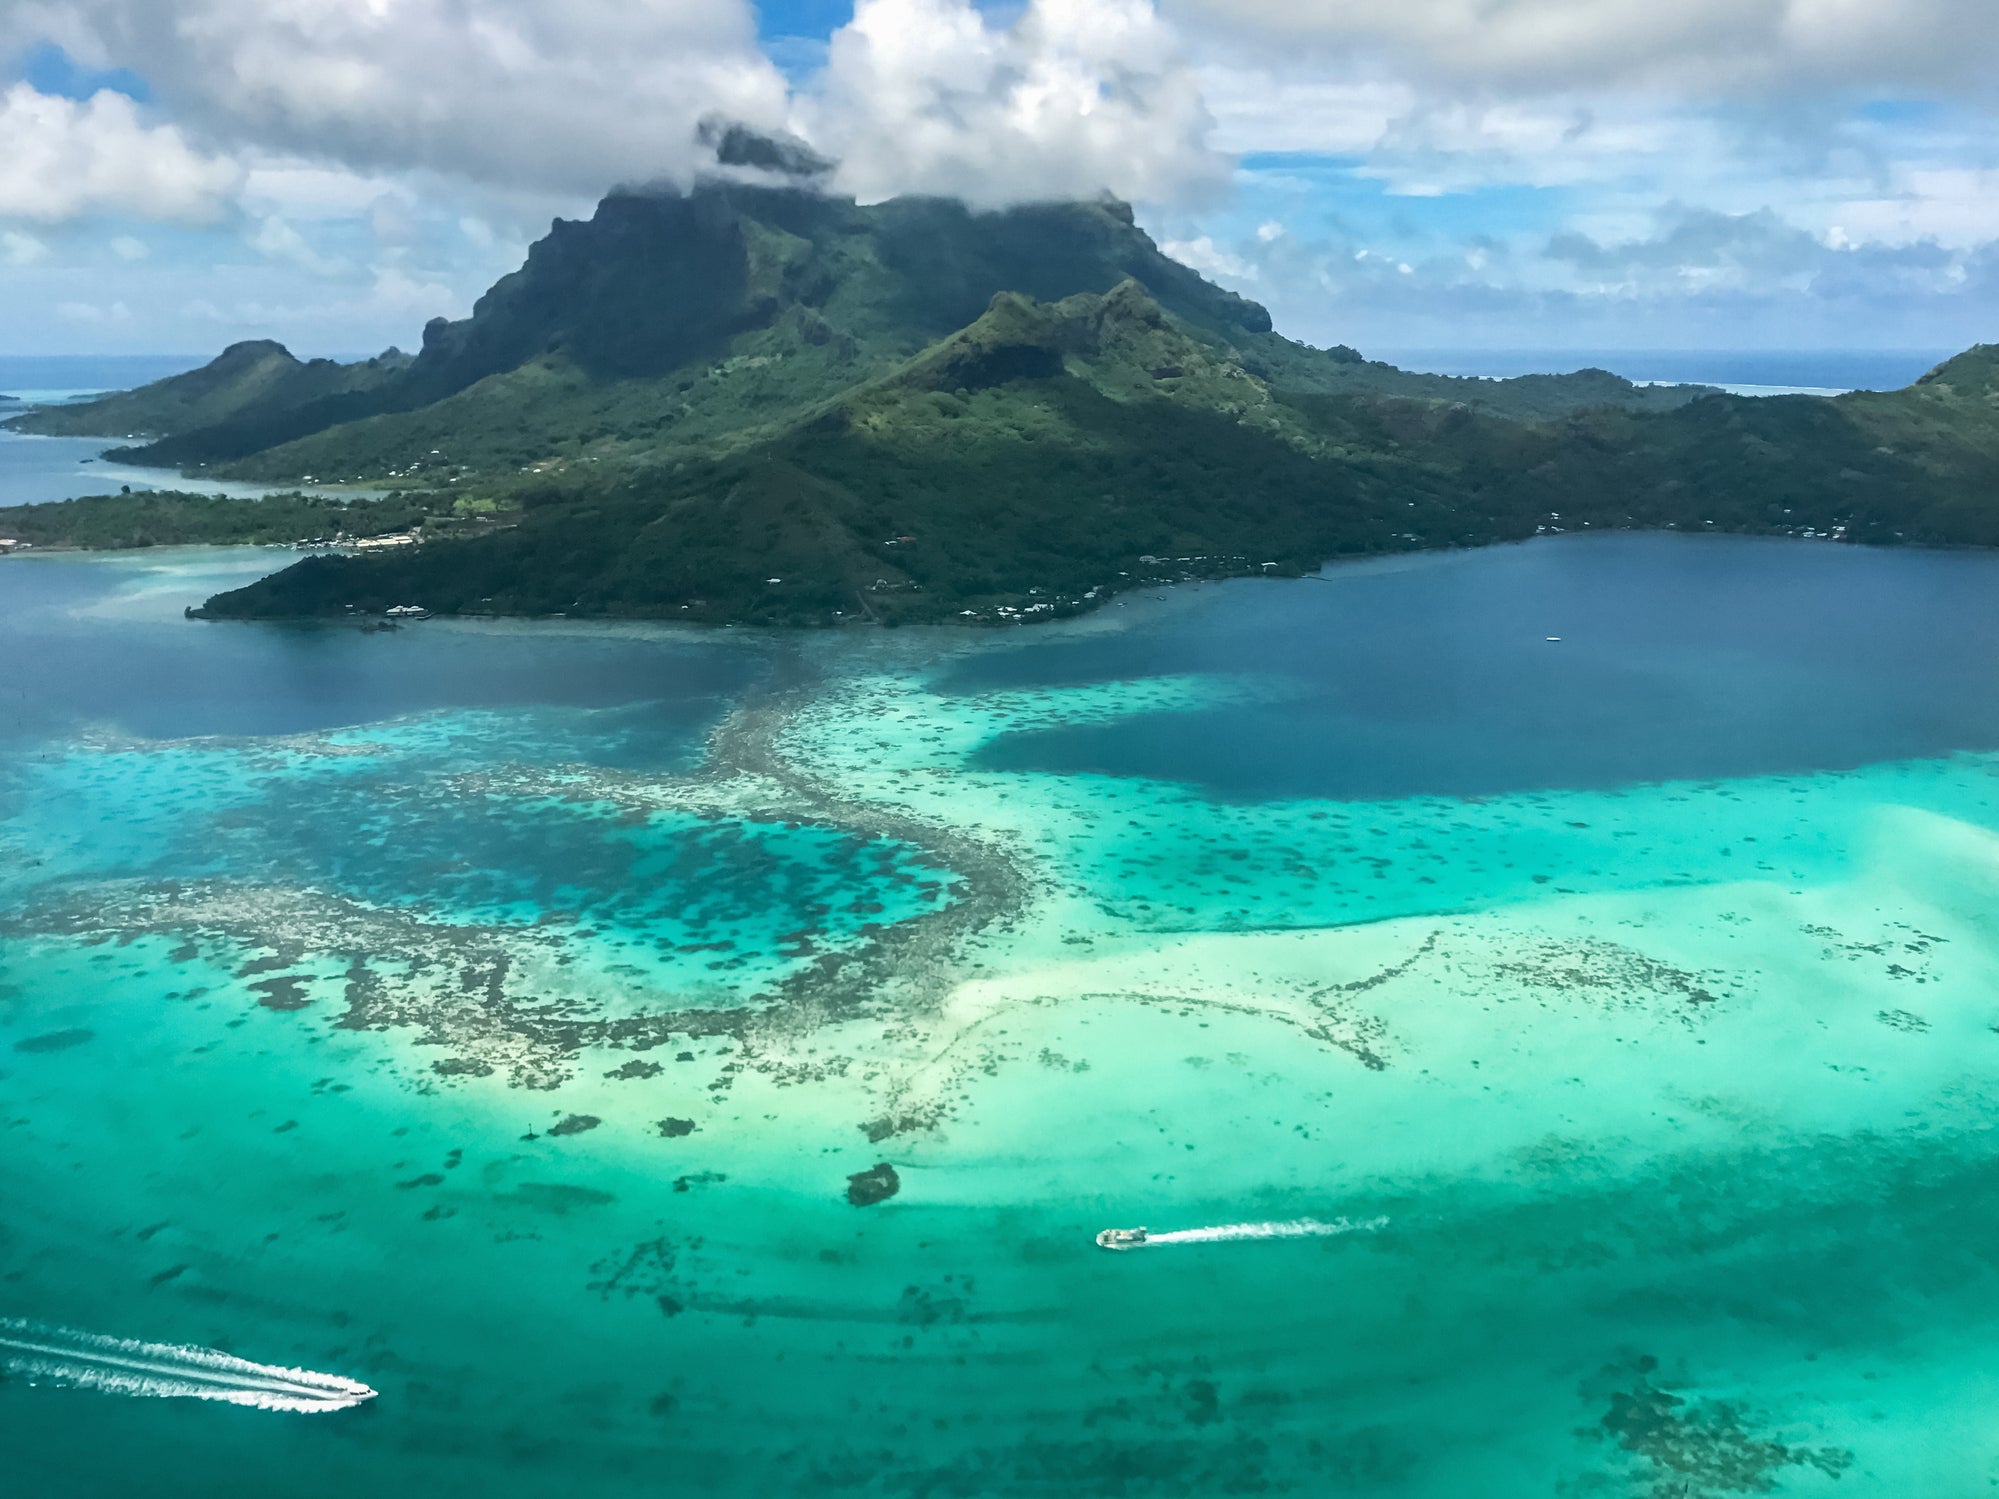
0, 354, 211, 407
2, 518, 1996, 1495
4, 338, 1997, 1491
0, 357, 384, 509
1373, 348, 1954, 395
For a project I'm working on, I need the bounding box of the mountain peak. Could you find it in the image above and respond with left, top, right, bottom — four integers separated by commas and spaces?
382, 177, 1277, 400
891, 280, 1215, 399
1915, 344, 1999, 395
215, 339, 297, 365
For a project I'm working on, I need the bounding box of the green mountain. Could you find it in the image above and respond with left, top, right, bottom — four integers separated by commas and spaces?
7, 179, 1702, 486
10, 341, 412, 456
10, 168, 1994, 627
185, 282, 1999, 627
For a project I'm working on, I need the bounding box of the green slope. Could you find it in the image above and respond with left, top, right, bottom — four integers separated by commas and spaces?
7, 341, 411, 451
10, 178, 1711, 491
0, 490, 433, 551
14, 168, 1993, 629
191, 288, 1999, 627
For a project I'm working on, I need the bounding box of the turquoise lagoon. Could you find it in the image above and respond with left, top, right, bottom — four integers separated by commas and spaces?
3, 536, 1999, 1495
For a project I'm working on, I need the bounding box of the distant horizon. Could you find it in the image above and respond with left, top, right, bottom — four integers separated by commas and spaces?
0, 345, 1960, 398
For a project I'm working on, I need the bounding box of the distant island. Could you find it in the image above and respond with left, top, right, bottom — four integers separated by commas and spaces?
9, 139, 1999, 626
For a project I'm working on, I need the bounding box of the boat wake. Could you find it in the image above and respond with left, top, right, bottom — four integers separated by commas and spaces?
0, 1320, 377, 1414
1144, 1215, 1388, 1247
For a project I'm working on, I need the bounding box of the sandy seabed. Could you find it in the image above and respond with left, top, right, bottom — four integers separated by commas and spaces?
3, 549, 1997, 1497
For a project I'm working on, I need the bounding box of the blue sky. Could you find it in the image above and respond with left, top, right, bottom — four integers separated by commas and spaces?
1, 0, 1996, 358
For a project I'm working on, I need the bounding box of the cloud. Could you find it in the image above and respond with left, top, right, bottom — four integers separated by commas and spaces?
0, 83, 241, 222
38, 0, 791, 197
1147, 190, 1999, 355
1165, 0, 1999, 99
8, 0, 1234, 212
1546, 205, 1828, 289
6, 0, 1996, 358
182, 264, 460, 336
56, 297, 133, 326
800, 0, 1228, 207
250, 215, 349, 278
1831, 166, 1999, 246
1160, 234, 1258, 280
2, 230, 50, 265
1198, 67, 1414, 157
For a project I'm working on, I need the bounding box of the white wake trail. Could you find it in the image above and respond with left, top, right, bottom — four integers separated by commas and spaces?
0, 1320, 377, 1414
1144, 1215, 1388, 1246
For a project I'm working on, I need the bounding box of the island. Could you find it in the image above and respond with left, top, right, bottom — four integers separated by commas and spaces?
10, 135, 1999, 627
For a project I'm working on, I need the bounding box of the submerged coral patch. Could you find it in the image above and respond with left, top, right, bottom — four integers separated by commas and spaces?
846, 1162, 900, 1206
11, 1027, 94, 1053
1594, 1358, 1853, 1497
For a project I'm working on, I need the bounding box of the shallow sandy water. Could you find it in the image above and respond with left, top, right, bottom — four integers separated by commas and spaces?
4, 538, 1998, 1496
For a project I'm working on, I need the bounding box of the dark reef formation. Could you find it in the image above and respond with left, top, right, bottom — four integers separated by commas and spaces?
845, 1162, 900, 1206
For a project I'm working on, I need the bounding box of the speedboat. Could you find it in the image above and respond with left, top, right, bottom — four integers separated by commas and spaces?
1095, 1227, 1148, 1251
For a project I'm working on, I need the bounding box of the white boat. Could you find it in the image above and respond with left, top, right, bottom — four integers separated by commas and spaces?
1095, 1227, 1148, 1251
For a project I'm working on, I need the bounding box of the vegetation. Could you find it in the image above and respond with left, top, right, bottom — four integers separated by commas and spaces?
5, 180, 1705, 488
190, 287, 1999, 627
0, 490, 438, 551
7, 167, 1993, 628
8, 342, 412, 461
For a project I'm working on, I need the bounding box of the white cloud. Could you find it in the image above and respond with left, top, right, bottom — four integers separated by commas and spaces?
1166, 0, 1999, 98
1354, 98, 1740, 196
250, 215, 349, 277
1197, 66, 1413, 156
5, 0, 1997, 357
1546, 206, 1828, 292
1161, 234, 1258, 280
178, 264, 465, 343
57, 298, 134, 326
801, 0, 1227, 207
1832, 167, 1999, 247
241, 163, 403, 223
35, 0, 1231, 214
0, 83, 242, 223
2, 230, 49, 265
44, 0, 791, 196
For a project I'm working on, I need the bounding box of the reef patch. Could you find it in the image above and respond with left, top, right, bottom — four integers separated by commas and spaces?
846, 1162, 901, 1207
12, 1028, 95, 1054
1593, 1357, 1853, 1497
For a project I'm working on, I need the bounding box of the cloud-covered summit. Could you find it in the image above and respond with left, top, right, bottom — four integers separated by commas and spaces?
1, 0, 1997, 355
13, 0, 791, 196
6, 0, 1222, 212
805, 0, 1223, 210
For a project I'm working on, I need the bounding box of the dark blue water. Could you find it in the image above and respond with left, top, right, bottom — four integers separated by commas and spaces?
0, 555, 766, 761
947, 534, 1999, 800
1375, 349, 1951, 391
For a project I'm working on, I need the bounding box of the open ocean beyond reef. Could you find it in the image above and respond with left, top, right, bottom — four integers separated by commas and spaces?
3, 422, 1999, 1493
